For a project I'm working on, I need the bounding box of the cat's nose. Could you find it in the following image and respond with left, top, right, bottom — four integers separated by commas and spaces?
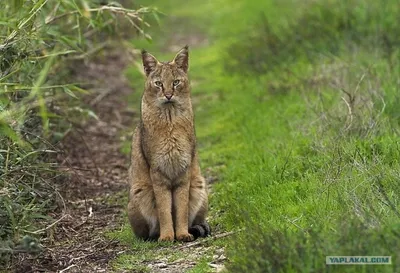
165, 94, 173, 100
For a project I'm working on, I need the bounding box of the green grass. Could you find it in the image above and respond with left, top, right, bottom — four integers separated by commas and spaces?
114, 0, 400, 272
108, 221, 227, 271
106, 193, 227, 272
188, 258, 214, 273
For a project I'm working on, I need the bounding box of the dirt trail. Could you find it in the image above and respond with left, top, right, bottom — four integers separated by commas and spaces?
15, 48, 136, 272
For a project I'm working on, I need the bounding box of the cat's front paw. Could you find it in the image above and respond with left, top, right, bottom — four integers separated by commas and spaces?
158, 232, 175, 242
176, 232, 194, 242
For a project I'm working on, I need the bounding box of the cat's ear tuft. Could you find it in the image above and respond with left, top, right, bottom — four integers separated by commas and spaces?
172, 45, 189, 73
142, 50, 158, 76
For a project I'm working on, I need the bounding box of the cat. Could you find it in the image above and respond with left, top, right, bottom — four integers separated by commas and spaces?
127, 46, 210, 242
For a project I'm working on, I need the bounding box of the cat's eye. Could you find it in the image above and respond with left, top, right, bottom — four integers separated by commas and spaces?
155, 81, 163, 87
173, 80, 180, 87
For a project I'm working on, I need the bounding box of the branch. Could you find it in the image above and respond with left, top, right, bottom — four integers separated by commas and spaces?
28, 214, 69, 235
174, 230, 240, 250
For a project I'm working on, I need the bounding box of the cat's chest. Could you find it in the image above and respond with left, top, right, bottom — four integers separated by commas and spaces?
153, 133, 193, 179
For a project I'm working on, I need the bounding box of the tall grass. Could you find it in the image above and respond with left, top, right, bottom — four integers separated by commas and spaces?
207, 1, 400, 272
0, 0, 155, 266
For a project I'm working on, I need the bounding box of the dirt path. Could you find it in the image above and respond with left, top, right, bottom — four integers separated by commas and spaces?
14, 47, 136, 272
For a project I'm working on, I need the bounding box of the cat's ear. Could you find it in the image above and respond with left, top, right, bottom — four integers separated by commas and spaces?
142, 50, 159, 76
172, 45, 189, 73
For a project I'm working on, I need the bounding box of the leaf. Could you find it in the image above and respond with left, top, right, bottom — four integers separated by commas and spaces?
62, 87, 78, 99
71, 107, 99, 120
86, 109, 99, 120
144, 33, 152, 42
58, 36, 83, 52
13, 0, 24, 12
70, 85, 89, 94
0, 121, 27, 147
80, 0, 91, 19
152, 10, 161, 25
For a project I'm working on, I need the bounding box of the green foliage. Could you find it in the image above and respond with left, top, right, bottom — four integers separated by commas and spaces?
0, 0, 156, 267
226, 0, 400, 74
188, 258, 214, 273
228, 220, 400, 273
124, 0, 400, 272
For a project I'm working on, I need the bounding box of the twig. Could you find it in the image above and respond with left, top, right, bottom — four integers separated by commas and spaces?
68, 42, 110, 60
284, 215, 306, 232
44, 6, 151, 27
341, 96, 353, 131
0, 5, 152, 50
90, 88, 114, 106
354, 72, 367, 95
67, 239, 118, 264
31, 214, 69, 235
377, 95, 386, 117
4, 146, 10, 181
83, 19, 113, 39
280, 148, 292, 180
174, 230, 239, 250
75, 127, 100, 179
375, 178, 400, 218
59, 264, 77, 273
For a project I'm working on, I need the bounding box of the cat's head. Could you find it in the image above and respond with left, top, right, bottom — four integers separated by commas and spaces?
141, 46, 190, 106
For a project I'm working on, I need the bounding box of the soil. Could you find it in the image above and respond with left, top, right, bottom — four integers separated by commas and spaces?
12, 48, 135, 272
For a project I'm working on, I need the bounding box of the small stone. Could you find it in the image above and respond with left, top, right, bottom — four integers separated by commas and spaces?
155, 262, 167, 268
170, 258, 184, 264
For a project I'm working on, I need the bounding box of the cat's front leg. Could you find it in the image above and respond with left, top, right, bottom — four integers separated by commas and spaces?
173, 173, 194, 242
151, 171, 174, 242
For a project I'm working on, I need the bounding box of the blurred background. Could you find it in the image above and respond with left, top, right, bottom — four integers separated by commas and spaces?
1, 0, 400, 272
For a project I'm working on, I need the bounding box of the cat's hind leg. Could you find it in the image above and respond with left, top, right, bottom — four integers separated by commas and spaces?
127, 185, 159, 240
188, 174, 210, 239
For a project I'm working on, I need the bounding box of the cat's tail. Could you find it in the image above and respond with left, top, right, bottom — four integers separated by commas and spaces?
189, 222, 211, 239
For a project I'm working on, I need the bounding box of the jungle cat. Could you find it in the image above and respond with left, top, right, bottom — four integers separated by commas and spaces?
127, 46, 210, 242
